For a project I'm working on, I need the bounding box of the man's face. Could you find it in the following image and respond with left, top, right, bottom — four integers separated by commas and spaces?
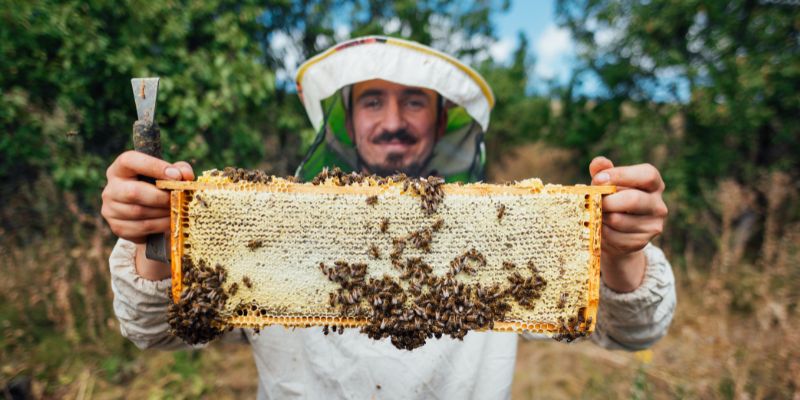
348, 79, 442, 176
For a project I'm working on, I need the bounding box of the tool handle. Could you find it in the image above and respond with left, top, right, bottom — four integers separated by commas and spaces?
133, 119, 162, 180
132, 120, 170, 263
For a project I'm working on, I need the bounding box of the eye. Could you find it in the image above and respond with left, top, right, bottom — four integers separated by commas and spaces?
361, 97, 381, 109
405, 96, 428, 110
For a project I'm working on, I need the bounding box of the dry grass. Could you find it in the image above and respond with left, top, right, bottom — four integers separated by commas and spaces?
1, 157, 798, 398
487, 142, 580, 184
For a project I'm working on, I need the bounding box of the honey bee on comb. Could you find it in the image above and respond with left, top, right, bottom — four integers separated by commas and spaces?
496, 203, 506, 220
195, 193, 208, 208
242, 276, 253, 289
557, 292, 568, 309
369, 244, 381, 259
379, 218, 390, 233
246, 239, 264, 251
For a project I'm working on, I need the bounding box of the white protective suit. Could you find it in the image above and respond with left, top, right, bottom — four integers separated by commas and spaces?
110, 36, 676, 399
110, 239, 675, 399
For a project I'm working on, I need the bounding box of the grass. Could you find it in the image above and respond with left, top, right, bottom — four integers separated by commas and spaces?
1, 149, 798, 398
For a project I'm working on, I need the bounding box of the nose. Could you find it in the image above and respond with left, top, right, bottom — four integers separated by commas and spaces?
381, 97, 406, 132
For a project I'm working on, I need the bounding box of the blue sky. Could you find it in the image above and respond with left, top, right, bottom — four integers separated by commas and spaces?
489, 1, 689, 101
489, 1, 582, 93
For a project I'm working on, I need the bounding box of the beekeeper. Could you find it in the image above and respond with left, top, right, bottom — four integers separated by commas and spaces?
101, 36, 675, 399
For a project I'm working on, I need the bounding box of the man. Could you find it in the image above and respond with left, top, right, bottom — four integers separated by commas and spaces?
102, 36, 675, 399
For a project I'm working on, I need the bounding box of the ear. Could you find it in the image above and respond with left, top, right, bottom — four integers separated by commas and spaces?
345, 111, 355, 142
436, 107, 448, 139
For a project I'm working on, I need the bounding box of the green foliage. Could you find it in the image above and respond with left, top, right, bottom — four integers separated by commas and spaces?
553, 0, 800, 253
479, 32, 554, 159
0, 0, 510, 207
1, 0, 281, 200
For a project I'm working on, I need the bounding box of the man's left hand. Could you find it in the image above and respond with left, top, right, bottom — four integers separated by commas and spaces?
589, 156, 668, 292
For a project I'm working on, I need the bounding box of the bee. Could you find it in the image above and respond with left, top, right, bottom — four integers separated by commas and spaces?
228, 282, 239, 297
366, 195, 378, 206
312, 167, 331, 185
195, 193, 208, 208
369, 244, 381, 259
242, 276, 253, 289
431, 218, 444, 232
379, 218, 390, 233
246, 239, 263, 250
496, 204, 506, 220
527, 260, 538, 273
557, 292, 568, 309
502, 261, 515, 271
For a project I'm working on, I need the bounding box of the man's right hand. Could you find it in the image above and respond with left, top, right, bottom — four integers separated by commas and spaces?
101, 151, 194, 243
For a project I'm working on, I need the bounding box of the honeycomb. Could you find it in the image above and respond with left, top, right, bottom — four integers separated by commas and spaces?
157, 170, 614, 348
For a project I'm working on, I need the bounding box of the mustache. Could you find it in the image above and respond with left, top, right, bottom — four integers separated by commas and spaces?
371, 129, 418, 145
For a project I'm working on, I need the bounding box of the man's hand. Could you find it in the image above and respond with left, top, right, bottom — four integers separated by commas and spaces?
101, 151, 194, 280
590, 156, 668, 293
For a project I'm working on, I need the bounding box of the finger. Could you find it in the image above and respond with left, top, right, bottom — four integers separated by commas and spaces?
593, 163, 664, 192
106, 217, 170, 242
603, 190, 662, 215
108, 180, 171, 208
103, 201, 170, 220
107, 151, 183, 181
172, 161, 195, 181
589, 156, 614, 178
601, 224, 651, 254
603, 212, 664, 235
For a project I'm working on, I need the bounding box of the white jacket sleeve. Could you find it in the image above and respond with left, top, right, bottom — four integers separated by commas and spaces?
109, 238, 246, 350
590, 243, 677, 351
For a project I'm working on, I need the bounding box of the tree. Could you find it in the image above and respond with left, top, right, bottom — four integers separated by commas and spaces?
552, 0, 800, 253
0, 0, 509, 208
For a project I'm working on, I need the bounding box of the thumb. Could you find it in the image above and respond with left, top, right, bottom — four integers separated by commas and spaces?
172, 161, 195, 181
589, 156, 614, 183
109, 151, 182, 180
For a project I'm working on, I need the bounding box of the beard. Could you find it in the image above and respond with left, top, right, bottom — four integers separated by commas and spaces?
360, 152, 429, 177
355, 128, 434, 177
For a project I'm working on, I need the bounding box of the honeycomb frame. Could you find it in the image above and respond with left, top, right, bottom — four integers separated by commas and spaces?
158, 178, 615, 336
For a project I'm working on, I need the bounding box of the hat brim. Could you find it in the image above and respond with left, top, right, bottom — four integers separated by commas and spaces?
295, 36, 494, 132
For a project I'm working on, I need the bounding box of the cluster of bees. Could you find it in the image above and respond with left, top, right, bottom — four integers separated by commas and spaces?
213, 167, 447, 215
319, 261, 369, 317
320, 220, 553, 350
401, 176, 445, 215
310, 167, 446, 215
552, 308, 593, 342
167, 256, 232, 345
211, 167, 274, 184
449, 248, 486, 275
311, 166, 375, 186
506, 270, 547, 308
